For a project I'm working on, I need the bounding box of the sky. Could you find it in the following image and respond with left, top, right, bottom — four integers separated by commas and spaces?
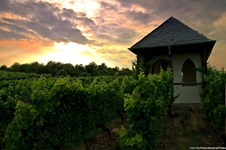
0, 0, 226, 69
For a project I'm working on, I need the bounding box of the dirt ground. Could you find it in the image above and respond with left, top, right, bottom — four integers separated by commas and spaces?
76, 104, 225, 150
159, 104, 225, 150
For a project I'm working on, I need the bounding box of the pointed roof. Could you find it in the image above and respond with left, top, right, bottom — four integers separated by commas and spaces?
129, 17, 215, 53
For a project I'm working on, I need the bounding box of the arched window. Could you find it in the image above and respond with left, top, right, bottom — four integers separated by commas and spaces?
152, 60, 169, 74
182, 59, 196, 83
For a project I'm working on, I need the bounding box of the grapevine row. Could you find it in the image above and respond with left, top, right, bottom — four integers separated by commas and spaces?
0, 73, 136, 149
200, 66, 226, 134
119, 69, 174, 149
0, 70, 174, 149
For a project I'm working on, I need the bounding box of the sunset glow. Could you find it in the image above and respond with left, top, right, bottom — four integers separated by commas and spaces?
38, 42, 103, 66
0, 0, 226, 68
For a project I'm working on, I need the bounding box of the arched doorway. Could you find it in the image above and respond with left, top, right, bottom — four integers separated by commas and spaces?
152, 59, 169, 74
182, 58, 196, 83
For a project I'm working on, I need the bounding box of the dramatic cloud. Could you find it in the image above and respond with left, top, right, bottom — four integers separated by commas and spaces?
114, 0, 226, 68
124, 10, 153, 24
0, 0, 225, 68
0, 0, 92, 44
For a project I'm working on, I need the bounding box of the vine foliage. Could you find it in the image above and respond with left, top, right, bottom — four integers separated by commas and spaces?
200, 66, 226, 134
119, 69, 173, 149
0, 72, 128, 149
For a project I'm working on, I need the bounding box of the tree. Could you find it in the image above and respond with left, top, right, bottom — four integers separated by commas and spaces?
29, 62, 45, 74
74, 64, 86, 76
97, 63, 108, 75
2, 61, 132, 77
45, 61, 63, 76
10, 62, 20, 72
119, 68, 132, 76
57, 63, 75, 76
85, 62, 99, 76
0, 65, 7, 71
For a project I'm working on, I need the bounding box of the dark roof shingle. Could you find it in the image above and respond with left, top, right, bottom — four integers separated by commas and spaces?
130, 17, 214, 50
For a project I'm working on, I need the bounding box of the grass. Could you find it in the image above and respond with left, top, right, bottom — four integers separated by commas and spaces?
75, 104, 224, 150
159, 104, 224, 150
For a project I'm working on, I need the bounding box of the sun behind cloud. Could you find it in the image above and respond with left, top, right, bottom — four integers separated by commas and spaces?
53, 0, 100, 18
0, 0, 226, 69
38, 42, 105, 66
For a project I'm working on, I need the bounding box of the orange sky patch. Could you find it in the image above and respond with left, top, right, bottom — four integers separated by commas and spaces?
0, 0, 225, 69
0, 12, 29, 21
0, 39, 48, 66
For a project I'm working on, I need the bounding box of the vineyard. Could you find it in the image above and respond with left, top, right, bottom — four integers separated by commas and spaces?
0, 70, 172, 149
200, 66, 226, 135
0, 66, 226, 149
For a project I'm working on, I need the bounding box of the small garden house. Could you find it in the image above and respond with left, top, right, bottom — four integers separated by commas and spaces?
129, 17, 216, 103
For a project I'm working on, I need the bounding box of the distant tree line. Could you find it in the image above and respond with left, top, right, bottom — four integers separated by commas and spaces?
0, 61, 132, 77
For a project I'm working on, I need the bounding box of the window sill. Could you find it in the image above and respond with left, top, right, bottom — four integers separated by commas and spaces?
174, 82, 202, 86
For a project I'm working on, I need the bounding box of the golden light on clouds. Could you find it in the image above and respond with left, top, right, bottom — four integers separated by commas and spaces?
55, 0, 100, 18
0, 26, 10, 32
73, 0, 100, 18
0, 12, 29, 21
214, 13, 226, 27
38, 42, 105, 66
0, 39, 44, 65
0, 0, 225, 69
